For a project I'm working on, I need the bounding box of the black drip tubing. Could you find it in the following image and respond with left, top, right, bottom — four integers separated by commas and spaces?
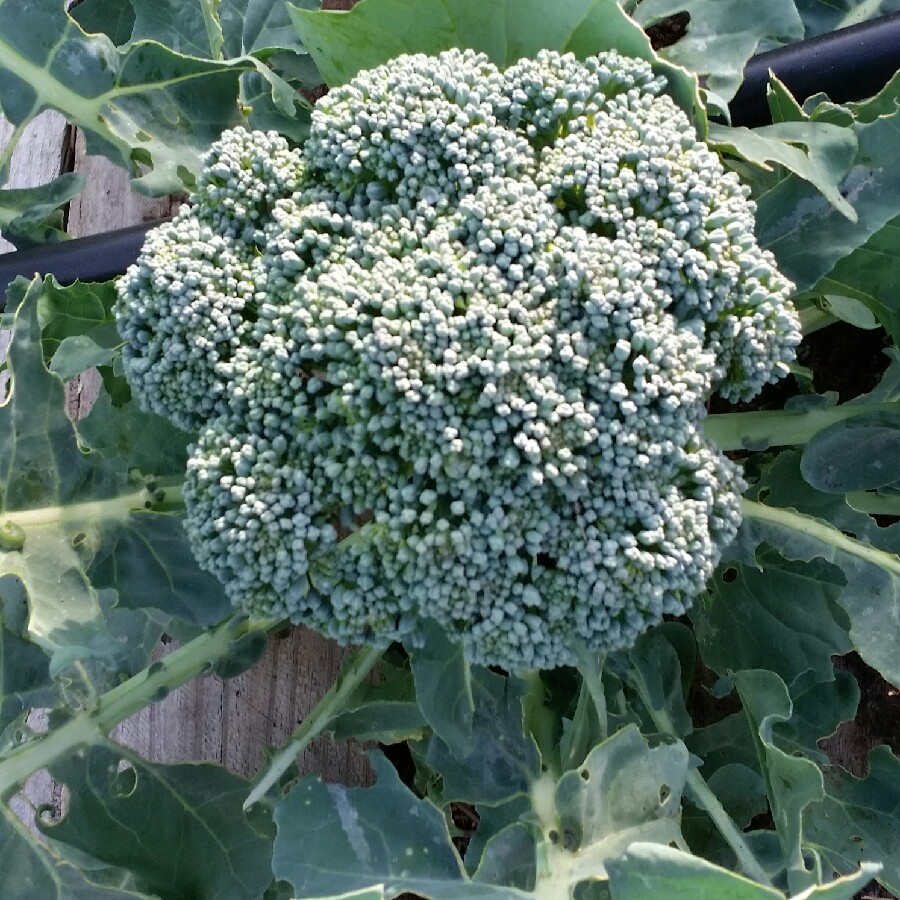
729, 9, 900, 127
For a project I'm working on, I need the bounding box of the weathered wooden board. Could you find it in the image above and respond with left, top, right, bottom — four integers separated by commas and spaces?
1, 115, 370, 835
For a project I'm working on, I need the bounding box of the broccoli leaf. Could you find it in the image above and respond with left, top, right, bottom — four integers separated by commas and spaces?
0, 578, 54, 738
805, 745, 900, 894
0, 803, 156, 899
0, 277, 228, 679
708, 118, 857, 220
0, 0, 255, 194
44, 743, 275, 900
738, 452, 900, 688
607, 843, 878, 900
330, 657, 429, 744
287, 0, 702, 124
410, 622, 475, 759
733, 669, 826, 895
412, 668, 540, 806
273, 753, 520, 899
757, 79, 900, 293
795, 0, 900, 38
632, 0, 804, 106
693, 554, 852, 694
814, 216, 900, 342
800, 411, 900, 493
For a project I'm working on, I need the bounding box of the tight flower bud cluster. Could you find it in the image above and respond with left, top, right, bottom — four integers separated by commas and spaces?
116, 48, 799, 669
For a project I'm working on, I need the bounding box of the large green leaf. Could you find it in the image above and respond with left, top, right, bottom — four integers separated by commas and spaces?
773, 669, 859, 764
330, 656, 429, 744
795, 0, 900, 37
708, 117, 857, 220
547, 725, 688, 887
287, 0, 701, 124
0, 0, 250, 194
273, 753, 525, 899
733, 670, 826, 894
606, 843, 877, 900
70, 0, 316, 141
410, 622, 475, 759
693, 554, 852, 694
412, 668, 540, 806
805, 746, 900, 894
44, 743, 274, 900
0, 804, 155, 899
0, 278, 228, 678
738, 452, 900, 687
626, 629, 693, 739
632, 0, 803, 106
815, 216, 900, 341
757, 82, 900, 292
0, 578, 54, 738
800, 411, 900, 493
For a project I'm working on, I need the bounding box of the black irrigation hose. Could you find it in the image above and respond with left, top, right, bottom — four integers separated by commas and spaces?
2, 11, 900, 310
729, 10, 900, 127
0, 220, 167, 310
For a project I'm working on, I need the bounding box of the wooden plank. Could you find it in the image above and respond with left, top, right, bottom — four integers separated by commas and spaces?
2, 117, 369, 832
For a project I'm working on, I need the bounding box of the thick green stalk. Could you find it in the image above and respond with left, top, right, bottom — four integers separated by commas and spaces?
704, 400, 900, 451
243, 643, 385, 809
0, 614, 272, 801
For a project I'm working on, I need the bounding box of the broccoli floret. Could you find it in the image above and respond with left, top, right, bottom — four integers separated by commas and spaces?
115, 48, 799, 670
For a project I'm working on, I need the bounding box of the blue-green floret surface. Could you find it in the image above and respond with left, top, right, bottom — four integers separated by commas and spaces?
116, 48, 800, 670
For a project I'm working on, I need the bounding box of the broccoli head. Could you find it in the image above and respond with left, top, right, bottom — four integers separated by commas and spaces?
115, 48, 800, 669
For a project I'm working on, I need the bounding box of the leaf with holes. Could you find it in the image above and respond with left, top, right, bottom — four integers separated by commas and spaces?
43, 743, 274, 900
0, 277, 227, 682
546, 724, 689, 888
273, 752, 522, 899
607, 843, 878, 900
0, 803, 156, 899
692, 553, 852, 694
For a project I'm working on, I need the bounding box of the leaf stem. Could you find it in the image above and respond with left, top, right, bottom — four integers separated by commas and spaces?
741, 499, 900, 576
704, 399, 900, 451
243, 643, 385, 810
575, 649, 608, 741
199, 0, 225, 60
628, 664, 773, 886
0, 120, 27, 179
0, 479, 185, 530
0, 614, 273, 801
520, 669, 560, 778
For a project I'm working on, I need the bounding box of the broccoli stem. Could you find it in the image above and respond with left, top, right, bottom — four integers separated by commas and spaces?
0, 614, 273, 802
242, 642, 386, 810
704, 399, 900, 451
